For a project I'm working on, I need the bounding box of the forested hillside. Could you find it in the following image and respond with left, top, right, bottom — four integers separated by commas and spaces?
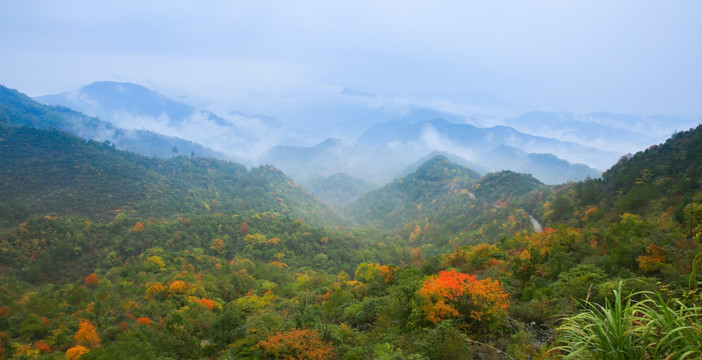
0, 124, 338, 228
0, 123, 700, 359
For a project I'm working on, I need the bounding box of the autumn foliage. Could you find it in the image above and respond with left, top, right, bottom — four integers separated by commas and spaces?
239, 221, 250, 234
132, 221, 144, 232
65, 345, 89, 360
146, 282, 166, 299
637, 243, 665, 273
84, 273, 99, 287
258, 328, 334, 359
33, 341, 50, 353
168, 280, 188, 295
137, 317, 151, 326
195, 298, 217, 310
211, 238, 225, 253
419, 270, 509, 331
74, 320, 100, 348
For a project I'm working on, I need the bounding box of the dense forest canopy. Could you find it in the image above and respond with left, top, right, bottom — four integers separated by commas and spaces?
1, 99, 701, 359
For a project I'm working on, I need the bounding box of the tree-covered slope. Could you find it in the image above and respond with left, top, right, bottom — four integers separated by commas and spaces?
527, 124, 702, 229
472, 170, 545, 207
0, 125, 338, 227
345, 155, 481, 229
602, 124, 702, 214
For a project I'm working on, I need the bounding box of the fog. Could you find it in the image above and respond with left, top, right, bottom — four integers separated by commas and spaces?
1, 1, 701, 183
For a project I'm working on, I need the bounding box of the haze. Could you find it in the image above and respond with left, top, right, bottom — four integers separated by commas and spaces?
1, 1, 701, 173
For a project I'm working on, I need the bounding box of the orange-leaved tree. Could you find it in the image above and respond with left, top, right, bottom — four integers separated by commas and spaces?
84, 273, 99, 287
65, 345, 89, 360
239, 221, 250, 234
168, 280, 188, 295
419, 270, 509, 333
74, 320, 100, 348
132, 221, 144, 232
33, 341, 50, 353
211, 238, 226, 253
258, 328, 334, 359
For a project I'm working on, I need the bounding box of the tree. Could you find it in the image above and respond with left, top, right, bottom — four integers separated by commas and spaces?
168, 280, 188, 295
258, 328, 334, 359
239, 221, 250, 234
132, 221, 144, 232
84, 273, 99, 287
211, 238, 226, 254
74, 320, 100, 348
66, 345, 89, 360
419, 270, 509, 333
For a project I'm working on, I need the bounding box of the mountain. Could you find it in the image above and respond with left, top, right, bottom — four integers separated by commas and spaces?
480, 145, 601, 185
398, 151, 490, 177
0, 84, 225, 159
357, 117, 614, 172
0, 124, 339, 227
262, 138, 409, 184
504, 111, 699, 156
601, 124, 702, 215
522, 124, 702, 230
35, 81, 254, 160
344, 155, 482, 229
344, 156, 541, 254
36, 81, 221, 126
264, 115, 603, 186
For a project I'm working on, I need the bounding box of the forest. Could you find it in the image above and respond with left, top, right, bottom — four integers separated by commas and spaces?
0, 117, 701, 359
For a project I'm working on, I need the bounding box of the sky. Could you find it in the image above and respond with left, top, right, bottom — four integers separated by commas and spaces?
1, 1, 702, 119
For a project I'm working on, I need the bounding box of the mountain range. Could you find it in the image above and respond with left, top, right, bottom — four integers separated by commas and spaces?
0, 85, 224, 160
20, 81, 700, 192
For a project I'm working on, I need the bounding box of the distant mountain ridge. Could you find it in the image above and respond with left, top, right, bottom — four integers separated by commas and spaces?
35, 81, 252, 160
504, 111, 697, 157
36, 81, 231, 127
33, 81, 697, 190
264, 116, 603, 185
357, 117, 614, 171
0, 84, 225, 159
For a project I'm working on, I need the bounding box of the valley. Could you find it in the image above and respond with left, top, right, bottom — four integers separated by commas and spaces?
0, 83, 700, 359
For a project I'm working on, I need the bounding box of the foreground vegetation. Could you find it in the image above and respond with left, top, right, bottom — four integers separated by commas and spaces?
0, 117, 700, 358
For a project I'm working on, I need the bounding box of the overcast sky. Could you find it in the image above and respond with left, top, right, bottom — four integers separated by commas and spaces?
1, 0, 701, 118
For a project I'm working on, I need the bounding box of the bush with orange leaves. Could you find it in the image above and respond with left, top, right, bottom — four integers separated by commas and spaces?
132, 221, 144, 232
258, 328, 334, 360
137, 317, 151, 326
34, 341, 51, 353
168, 280, 188, 295
66, 345, 89, 360
211, 238, 226, 253
419, 270, 509, 333
84, 273, 99, 287
196, 298, 217, 311
74, 320, 100, 348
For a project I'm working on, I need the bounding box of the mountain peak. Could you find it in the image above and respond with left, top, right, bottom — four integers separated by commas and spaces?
411, 155, 480, 183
